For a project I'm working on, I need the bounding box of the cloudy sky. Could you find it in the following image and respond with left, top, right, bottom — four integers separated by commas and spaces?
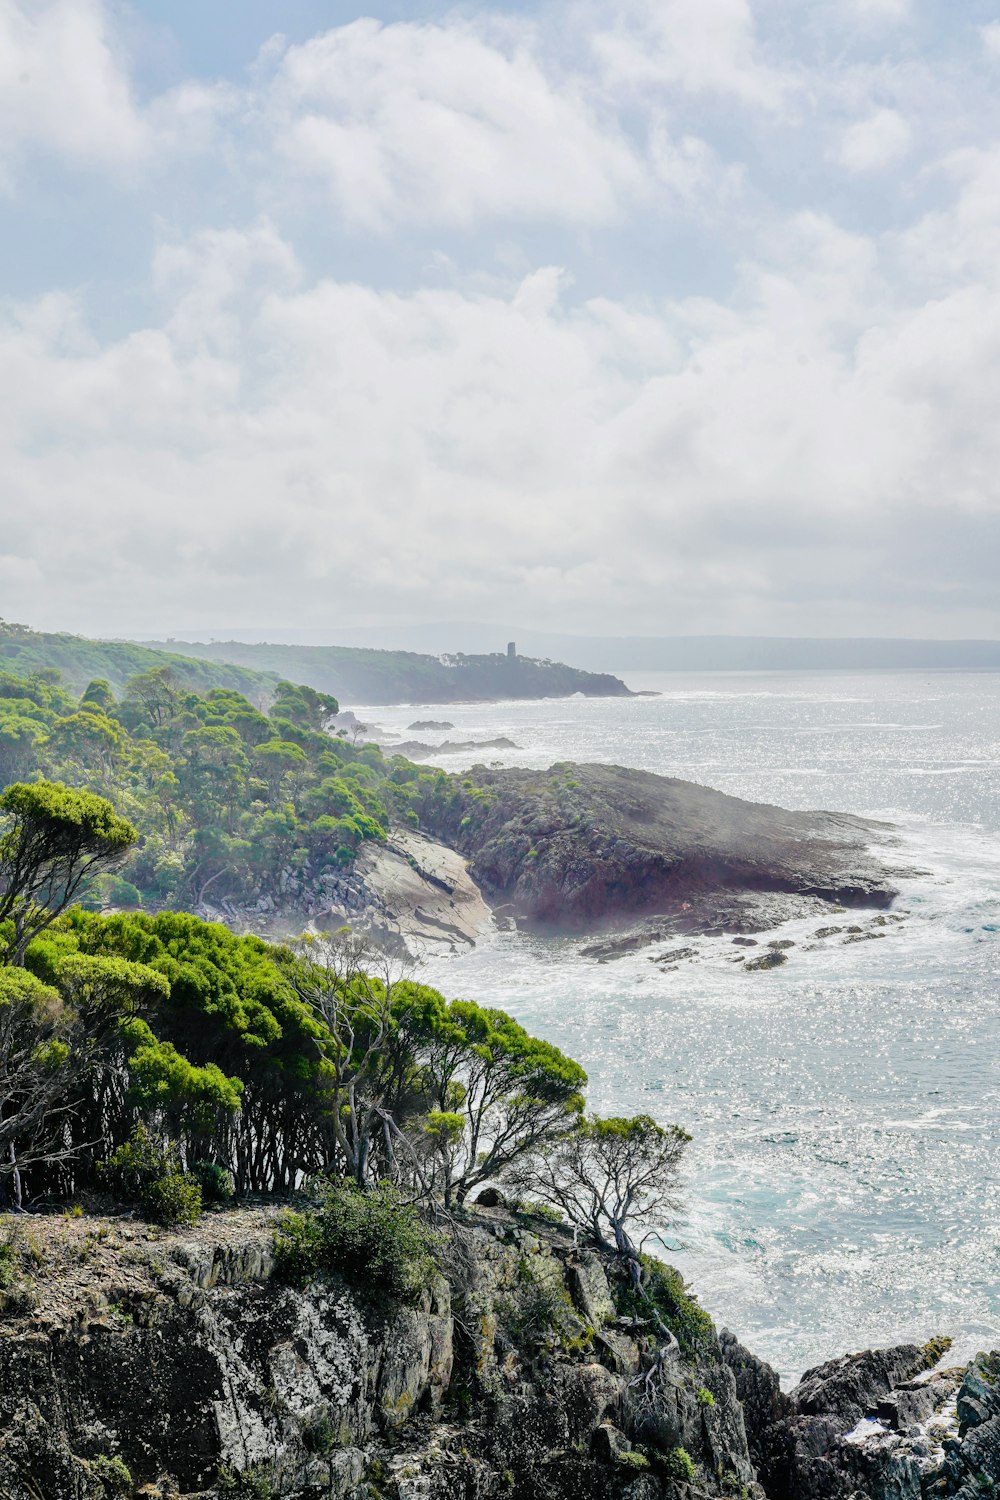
3, 0, 1000, 640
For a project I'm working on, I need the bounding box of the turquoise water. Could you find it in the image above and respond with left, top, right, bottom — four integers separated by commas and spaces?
357, 672, 1000, 1383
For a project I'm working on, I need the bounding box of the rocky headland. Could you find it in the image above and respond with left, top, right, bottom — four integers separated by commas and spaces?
0, 1206, 994, 1500
419, 763, 907, 936
190, 762, 910, 960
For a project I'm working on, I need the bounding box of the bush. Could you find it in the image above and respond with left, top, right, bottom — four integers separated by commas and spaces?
616, 1255, 715, 1360
664, 1447, 696, 1483
192, 1159, 235, 1204
617, 1450, 650, 1470
274, 1179, 439, 1305
90, 1454, 133, 1495
98, 1126, 202, 1226
99, 1123, 165, 1200
696, 1386, 715, 1407
142, 1172, 202, 1227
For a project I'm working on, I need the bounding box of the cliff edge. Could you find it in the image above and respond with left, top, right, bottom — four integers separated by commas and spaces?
0, 1208, 994, 1500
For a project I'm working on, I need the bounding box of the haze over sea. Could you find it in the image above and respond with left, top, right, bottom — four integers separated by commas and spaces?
356, 670, 1000, 1385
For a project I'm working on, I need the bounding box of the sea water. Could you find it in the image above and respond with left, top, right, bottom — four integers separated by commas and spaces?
355, 672, 1000, 1384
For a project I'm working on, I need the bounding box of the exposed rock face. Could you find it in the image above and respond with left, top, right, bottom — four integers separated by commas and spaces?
422, 762, 905, 931
722, 1340, 998, 1500
0, 1211, 995, 1500
0, 1208, 759, 1500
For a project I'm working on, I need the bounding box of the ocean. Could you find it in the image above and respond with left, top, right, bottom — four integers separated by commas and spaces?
355, 671, 1000, 1384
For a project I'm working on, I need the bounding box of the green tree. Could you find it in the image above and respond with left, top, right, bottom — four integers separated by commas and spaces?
0, 782, 137, 962
510, 1113, 690, 1267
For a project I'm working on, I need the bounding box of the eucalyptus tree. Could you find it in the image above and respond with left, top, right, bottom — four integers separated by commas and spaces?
510, 1113, 690, 1271
0, 781, 136, 962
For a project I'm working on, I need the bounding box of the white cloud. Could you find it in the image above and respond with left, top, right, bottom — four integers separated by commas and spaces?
0, 0, 147, 181
981, 22, 1000, 60
591, 0, 788, 109
2, 199, 1000, 637
263, 17, 643, 230
834, 108, 911, 174
845, 0, 913, 21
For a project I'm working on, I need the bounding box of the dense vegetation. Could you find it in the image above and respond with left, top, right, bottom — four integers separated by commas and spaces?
0, 621, 277, 700
0, 792, 596, 1218
0, 621, 632, 709
0, 655, 480, 911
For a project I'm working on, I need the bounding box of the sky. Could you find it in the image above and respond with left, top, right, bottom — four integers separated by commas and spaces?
3, 0, 1000, 641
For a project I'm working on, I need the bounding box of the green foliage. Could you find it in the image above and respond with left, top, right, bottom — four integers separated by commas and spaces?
98, 1124, 202, 1225
216, 1462, 279, 1500
142, 1171, 202, 1227
0, 779, 137, 958
663, 1447, 697, 1483
274, 1179, 439, 1305
616, 1450, 650, 1471
696, 1385, 715, 1407
89, 1454, 133, 1495
616, 1256, 715, 1360
99, 1123, 167, 1199
192, 1159, 236, 1203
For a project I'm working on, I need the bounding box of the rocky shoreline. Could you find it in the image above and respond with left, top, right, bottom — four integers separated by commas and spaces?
0, 1206, 994, 1500
187, 762, 913, 962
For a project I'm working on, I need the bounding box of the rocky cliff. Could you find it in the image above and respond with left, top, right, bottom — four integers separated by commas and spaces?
0, 1207, 995, 1500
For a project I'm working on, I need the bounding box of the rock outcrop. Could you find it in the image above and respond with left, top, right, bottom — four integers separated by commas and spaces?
422, 762, 906, 932
0, 1209, 996, 1500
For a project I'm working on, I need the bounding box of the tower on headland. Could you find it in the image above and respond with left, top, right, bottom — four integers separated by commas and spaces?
506, 641, 516, 659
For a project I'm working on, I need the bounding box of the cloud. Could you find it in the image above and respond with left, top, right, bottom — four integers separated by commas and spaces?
981, 23, 1000, 61
2, 191, 1000, 638
591, 0, 788, 109
0, 0, 147, 182
263, 17, 643, 230
834, 108, 911, 174
3, 0, 1000, 639
844, 0, 913, 21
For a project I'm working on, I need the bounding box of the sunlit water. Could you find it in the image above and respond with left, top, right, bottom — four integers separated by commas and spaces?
353, 672, 1000, 1384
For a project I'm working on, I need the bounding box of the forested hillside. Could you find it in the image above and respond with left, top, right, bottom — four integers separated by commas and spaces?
0, 622, 277, 700
0, 658, 473, 912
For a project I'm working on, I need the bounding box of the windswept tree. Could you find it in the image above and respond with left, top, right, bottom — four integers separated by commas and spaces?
420, 1002, 587, 1207
0, 782, 137, 962
510, 1113, 691, 1271
289, 929, 414, 1189
0, 967, 74, 1207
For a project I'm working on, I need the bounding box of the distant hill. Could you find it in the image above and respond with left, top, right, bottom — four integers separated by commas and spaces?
0, 623, 278, 702
149, 625, 1000, 672
135, 639, 633, 704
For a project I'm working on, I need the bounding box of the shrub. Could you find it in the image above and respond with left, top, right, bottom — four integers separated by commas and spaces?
142, 1173, 202, 1228
617, 1256, 715, 1360
98, 1124, 202, 1226
664, 1447, 696, 1483
90, 1454, 133, 1495
0, 1239, 19, 1290
274, 1179, 439, 1305
99, 1123, 165, 1200
192, 1159, 236, 1204
617, 1450, 650, 1470
696, 1386, 715, 1407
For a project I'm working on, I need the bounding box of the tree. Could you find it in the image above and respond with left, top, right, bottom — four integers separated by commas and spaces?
0, 781, 137, 962
120, 666, 180, 730
270, 681, 339, 732
289, 929, 411, 1189
419, 1000, 587, 1207
0, 968, 73, 1208
510, 1113, 690, 1268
